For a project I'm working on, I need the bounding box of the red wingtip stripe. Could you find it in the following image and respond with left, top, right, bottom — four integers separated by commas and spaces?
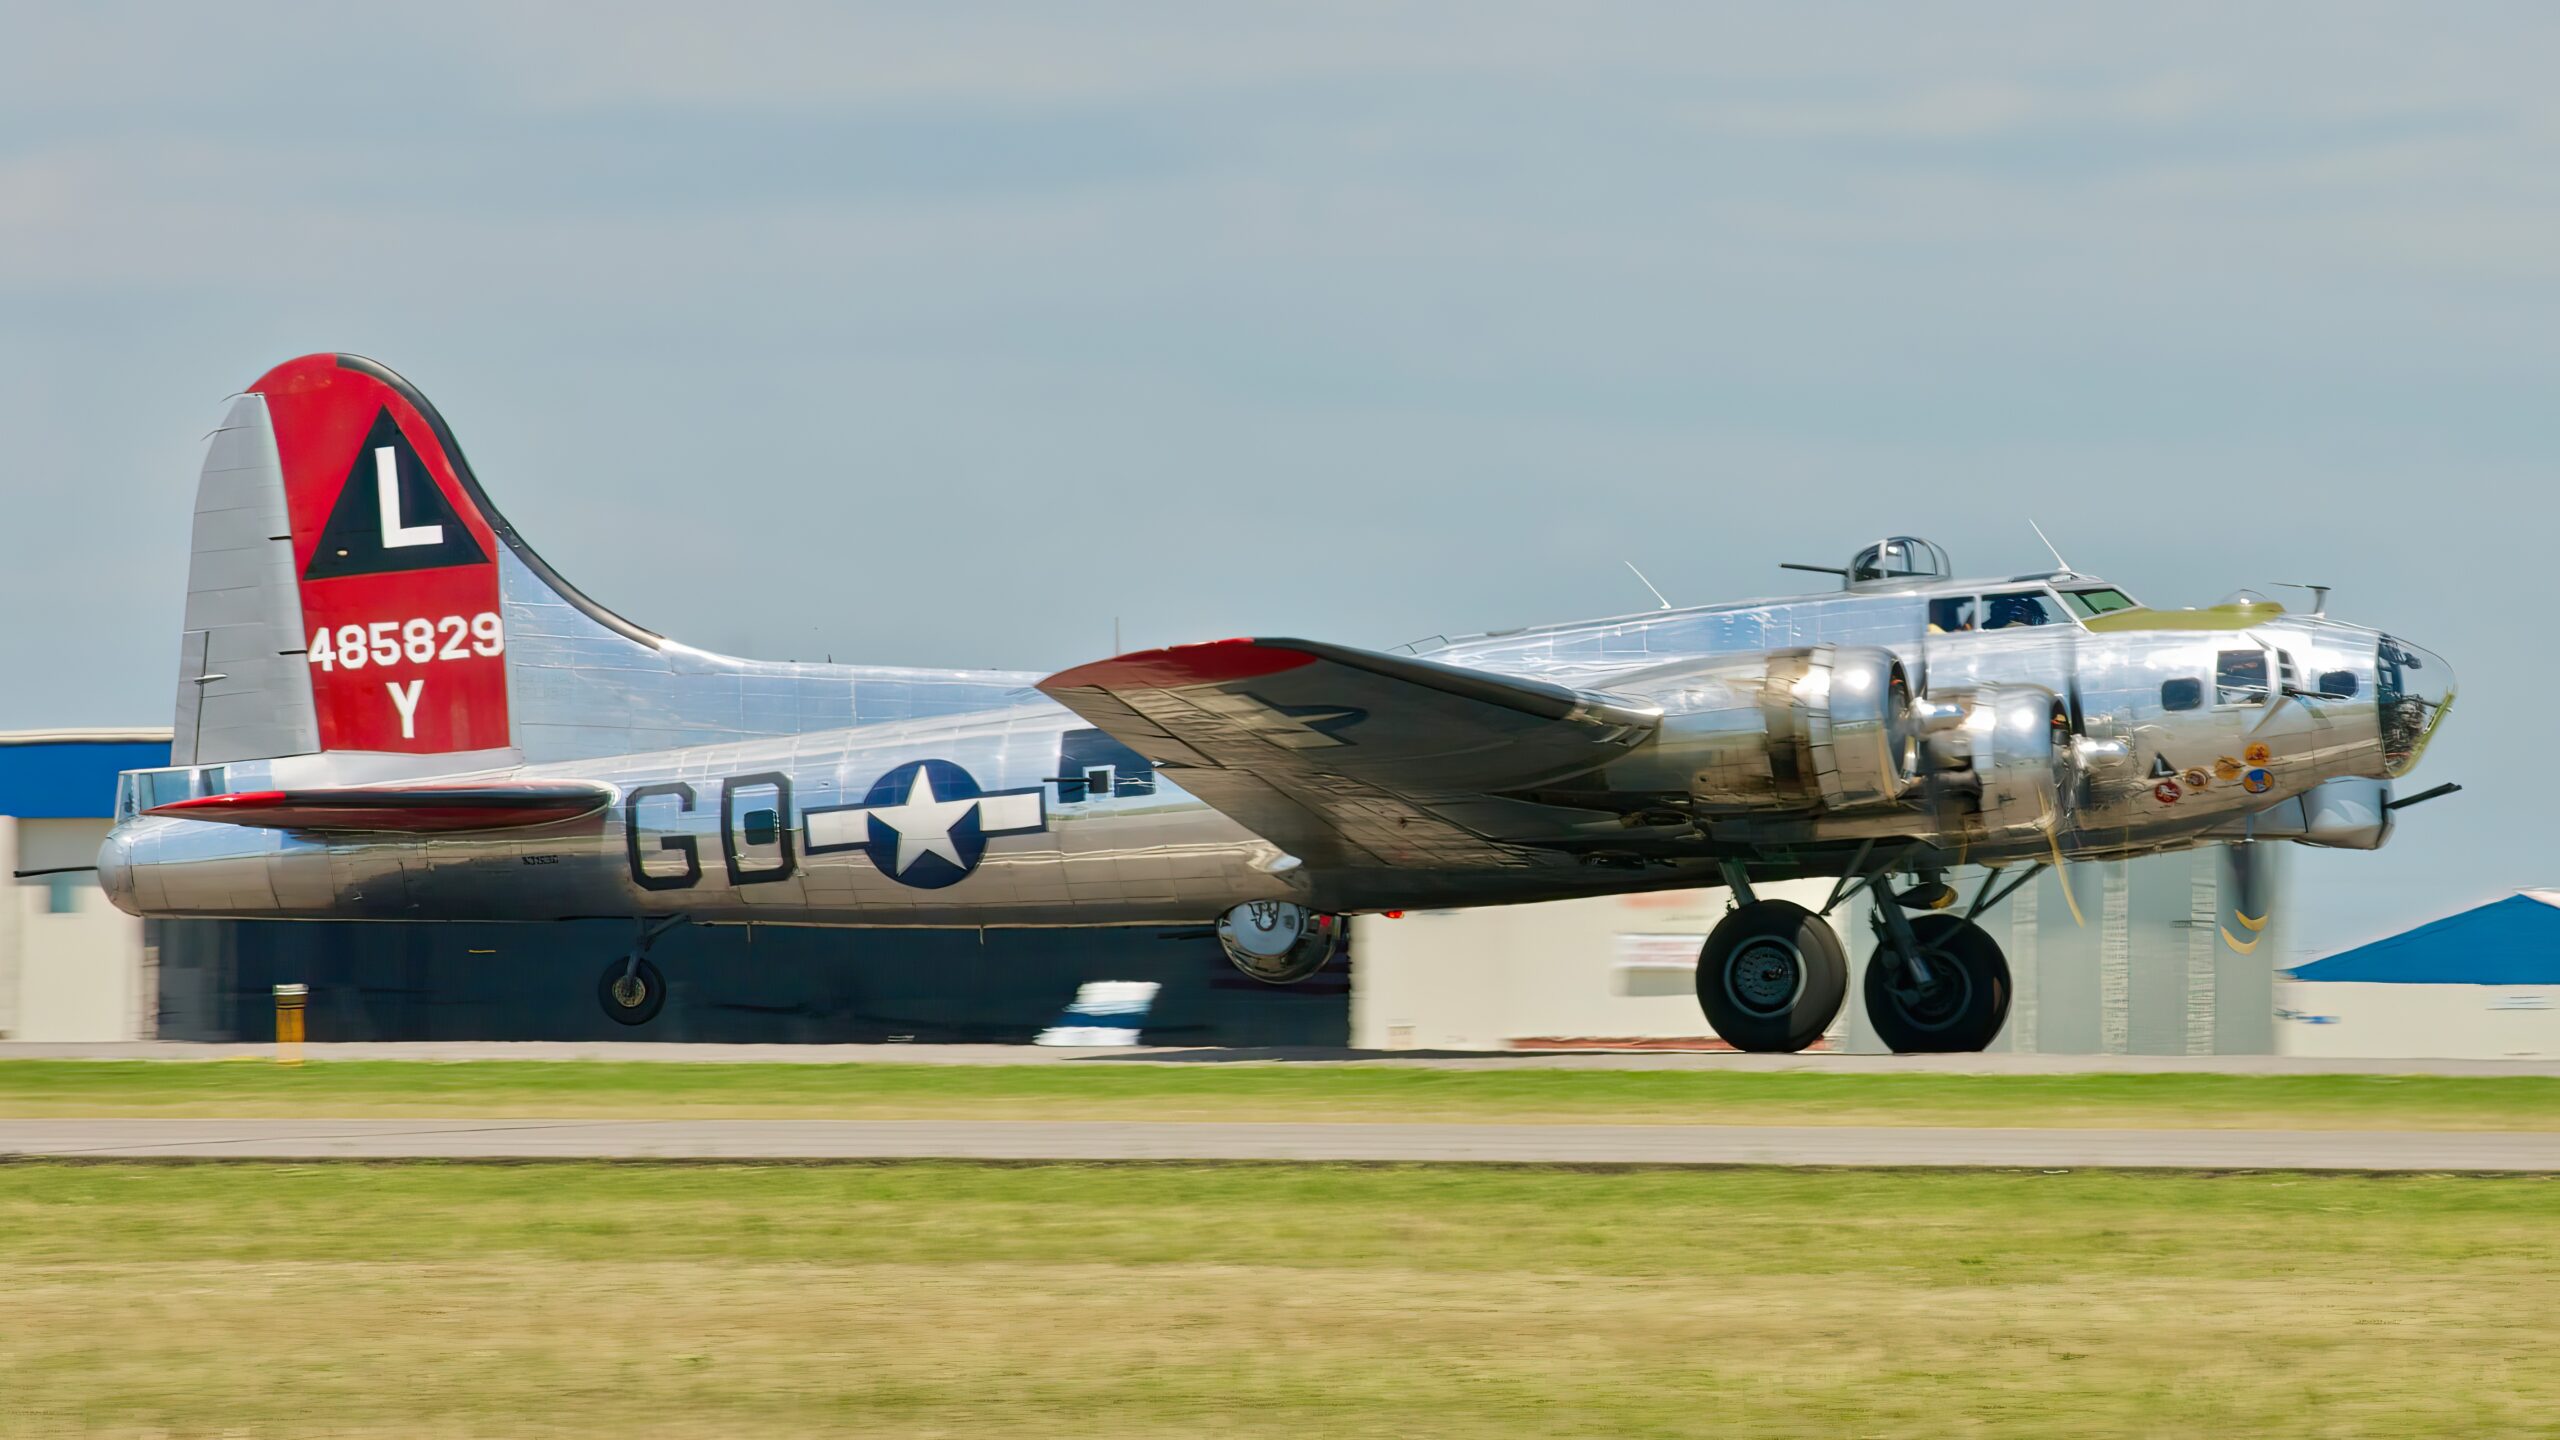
1042, 638, 1317, 691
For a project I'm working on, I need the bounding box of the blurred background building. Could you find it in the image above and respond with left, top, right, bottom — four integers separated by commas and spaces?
0, 729, 170, 1041
1353, 851, 2285, 1054
2278, 892, 2560, 1059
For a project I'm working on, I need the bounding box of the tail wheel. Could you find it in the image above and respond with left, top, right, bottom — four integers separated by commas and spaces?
598, 956, 667, 1027
1865, 914, 2011, 1053
1696, 901, 1849, 1053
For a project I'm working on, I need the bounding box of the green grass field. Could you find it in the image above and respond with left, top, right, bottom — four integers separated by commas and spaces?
0, 1059, 2553, 1130
1, 1161, 2553, 1438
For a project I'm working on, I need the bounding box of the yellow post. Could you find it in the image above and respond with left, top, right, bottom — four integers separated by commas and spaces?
273, 983, 307, 1066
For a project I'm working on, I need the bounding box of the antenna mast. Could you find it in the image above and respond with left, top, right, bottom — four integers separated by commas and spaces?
1623, 560, 1674, 610
2028, 518, 2074, 576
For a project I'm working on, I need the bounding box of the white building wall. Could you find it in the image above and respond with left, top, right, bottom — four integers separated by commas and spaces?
0, 818, 18, 1039
3, 816, 145, 1042
2277, 981, 2560, 1060
1351, 881, 1842, 1050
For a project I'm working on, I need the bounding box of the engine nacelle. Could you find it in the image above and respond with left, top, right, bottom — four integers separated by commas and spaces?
1619, 645, 1920, 814
1919, 684, 2071, 843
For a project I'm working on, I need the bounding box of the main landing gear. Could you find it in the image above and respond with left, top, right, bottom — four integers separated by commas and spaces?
1699, 862, 2032, 1053
598, 915, 689, 1026
1862, 903, 2010, 1054
1695, 900, 1847, 1053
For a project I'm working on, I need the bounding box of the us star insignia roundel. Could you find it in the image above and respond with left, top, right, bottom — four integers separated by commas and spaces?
801, 759, 1046, 889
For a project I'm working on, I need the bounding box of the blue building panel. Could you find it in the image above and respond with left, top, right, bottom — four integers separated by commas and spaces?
0, 741, 171, 819
2289, 893, 2560, 986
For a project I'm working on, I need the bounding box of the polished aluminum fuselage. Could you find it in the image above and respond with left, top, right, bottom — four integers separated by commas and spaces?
104, 564, 2439, 928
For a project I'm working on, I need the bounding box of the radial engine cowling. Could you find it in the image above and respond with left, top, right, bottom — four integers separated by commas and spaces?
1919, 685, 2071, 843
1623, 645, 1920, 814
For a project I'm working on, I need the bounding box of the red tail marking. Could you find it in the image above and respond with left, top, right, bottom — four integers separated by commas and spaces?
252, 355, 511, 754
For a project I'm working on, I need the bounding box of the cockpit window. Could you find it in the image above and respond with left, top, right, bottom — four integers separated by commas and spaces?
2216, 649, 2270, 706
1927, 597, 1977, 633
1982, 590, 2067, 629
2062, 587, 2139, 618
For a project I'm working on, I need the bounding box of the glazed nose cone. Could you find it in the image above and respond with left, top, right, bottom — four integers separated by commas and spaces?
2377, 636, 2454, 778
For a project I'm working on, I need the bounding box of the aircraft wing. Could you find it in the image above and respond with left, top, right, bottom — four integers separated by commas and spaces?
147, 782, 614, 834
1037, 638, 1661, 867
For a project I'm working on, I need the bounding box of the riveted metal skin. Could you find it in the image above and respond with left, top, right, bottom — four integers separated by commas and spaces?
108, 369, 2456, 933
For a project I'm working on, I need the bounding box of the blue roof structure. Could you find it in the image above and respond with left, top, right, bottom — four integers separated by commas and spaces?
2290, 892, 2560, 985
0, 733, 171, 819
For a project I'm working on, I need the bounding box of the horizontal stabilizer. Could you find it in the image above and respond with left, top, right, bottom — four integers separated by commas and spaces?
147, 782, 613, 833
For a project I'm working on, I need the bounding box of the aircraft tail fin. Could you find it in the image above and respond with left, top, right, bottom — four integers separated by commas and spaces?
175, 354, 1035, 770
173, 353, 663, 765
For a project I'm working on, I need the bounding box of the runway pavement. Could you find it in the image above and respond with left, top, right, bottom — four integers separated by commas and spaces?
3, 1117, 2554, 1169
4, 1041, 2554, 1075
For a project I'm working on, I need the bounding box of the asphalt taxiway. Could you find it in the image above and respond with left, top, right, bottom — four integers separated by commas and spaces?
4, 1041, 2553, 1075
2, 1118, 2552, 1170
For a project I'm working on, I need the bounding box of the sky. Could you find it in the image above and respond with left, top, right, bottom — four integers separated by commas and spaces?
1, 3, 2550, 959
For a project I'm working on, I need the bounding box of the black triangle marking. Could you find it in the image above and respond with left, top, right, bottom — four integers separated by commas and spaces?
2150, 752, 2177, 778
303, 408, 489, 580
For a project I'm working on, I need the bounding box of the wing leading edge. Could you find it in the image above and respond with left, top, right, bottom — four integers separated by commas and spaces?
1038, 638, 1660, 868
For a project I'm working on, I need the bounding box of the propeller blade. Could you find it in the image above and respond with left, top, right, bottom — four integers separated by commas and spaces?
2218, 842, 2271, 954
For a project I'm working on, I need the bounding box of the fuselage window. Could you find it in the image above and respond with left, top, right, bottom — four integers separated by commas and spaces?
1982, 590, 2066, 629
2319, 669, 2359, 698
1927, 597, 1977, 633
2216, 649, 2270, 706
133, 769, 189, 811
2161, 678, 2203, 711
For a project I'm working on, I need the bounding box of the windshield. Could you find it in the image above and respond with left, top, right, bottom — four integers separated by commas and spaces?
1982, 590, 2068, 629
2061, 587, 2139, 619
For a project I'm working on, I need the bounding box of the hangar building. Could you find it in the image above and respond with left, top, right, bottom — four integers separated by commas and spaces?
0, 729, 171, 1041
2278, 892, 2560, 1059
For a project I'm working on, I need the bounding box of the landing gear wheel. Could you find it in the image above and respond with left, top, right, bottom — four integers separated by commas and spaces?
1865, 914, 2011, 1053
598, 956, 667, 1027
1696, 901, 1849, 1053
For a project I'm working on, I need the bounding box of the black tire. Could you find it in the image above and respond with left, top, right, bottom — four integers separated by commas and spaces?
1696, 901, 1849, 1053
598, 955, 667, 1027
1865, 914, 2011, 1053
